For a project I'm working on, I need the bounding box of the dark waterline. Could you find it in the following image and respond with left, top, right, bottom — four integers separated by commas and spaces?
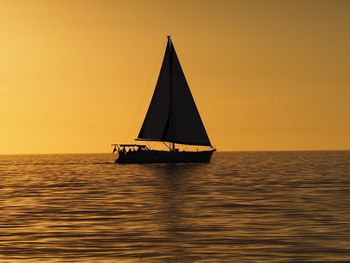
0, 151, 349, 262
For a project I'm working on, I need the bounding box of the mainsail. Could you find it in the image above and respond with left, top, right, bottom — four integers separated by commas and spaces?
137, 37, 211, 147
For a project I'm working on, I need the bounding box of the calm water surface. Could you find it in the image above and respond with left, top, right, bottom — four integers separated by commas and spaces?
0, 152, 349, 262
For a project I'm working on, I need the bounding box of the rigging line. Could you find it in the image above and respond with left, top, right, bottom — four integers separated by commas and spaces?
162, 141, 171, 151
125, 39, 166, 143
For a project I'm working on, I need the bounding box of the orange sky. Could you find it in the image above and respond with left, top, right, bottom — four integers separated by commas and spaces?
0, 0, 349, 153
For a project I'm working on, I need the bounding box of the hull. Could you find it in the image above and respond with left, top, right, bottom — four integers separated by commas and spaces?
116, 150, 214, 164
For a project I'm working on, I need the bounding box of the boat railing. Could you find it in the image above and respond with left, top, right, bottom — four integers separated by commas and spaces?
111, 144, 149, 153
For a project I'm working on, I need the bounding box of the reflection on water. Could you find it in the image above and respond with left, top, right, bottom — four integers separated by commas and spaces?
0, 152, 349, 262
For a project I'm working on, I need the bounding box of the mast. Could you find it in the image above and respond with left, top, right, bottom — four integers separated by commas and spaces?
168, 35, 175, 152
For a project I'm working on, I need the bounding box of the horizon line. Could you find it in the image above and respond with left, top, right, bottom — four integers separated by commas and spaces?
1, 149, 349, 155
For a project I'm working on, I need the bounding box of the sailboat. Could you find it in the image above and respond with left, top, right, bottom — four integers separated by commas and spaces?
113, 36, 216, 163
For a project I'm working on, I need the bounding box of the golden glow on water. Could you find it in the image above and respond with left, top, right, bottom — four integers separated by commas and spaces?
0, 152, 349, 261
0, 1, 349, 153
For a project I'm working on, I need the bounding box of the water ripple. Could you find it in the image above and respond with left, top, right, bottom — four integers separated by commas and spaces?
0, 151, 349, 262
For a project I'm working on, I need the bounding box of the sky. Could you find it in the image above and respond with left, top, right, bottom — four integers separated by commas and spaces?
0, 0, 349, 154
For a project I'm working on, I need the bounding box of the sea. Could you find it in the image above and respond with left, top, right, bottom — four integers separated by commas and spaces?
0, 151, 349, 262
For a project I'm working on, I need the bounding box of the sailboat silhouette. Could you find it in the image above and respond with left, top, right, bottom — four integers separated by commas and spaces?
113, 36, 216, 163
